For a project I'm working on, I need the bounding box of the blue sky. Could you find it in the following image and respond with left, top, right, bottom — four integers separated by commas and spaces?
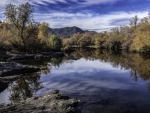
0, 0, 150, 31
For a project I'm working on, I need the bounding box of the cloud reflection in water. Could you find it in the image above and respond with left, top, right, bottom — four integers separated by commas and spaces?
37, 58, 141, 96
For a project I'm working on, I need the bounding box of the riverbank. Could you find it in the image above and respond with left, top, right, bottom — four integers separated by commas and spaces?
0, 50, 65, 93
0, 90, 79, 113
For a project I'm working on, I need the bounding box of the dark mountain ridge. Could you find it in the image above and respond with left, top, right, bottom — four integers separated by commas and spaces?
49, 26, 96, 38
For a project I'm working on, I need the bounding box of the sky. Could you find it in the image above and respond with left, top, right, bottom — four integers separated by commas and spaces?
0, 0, 150, 32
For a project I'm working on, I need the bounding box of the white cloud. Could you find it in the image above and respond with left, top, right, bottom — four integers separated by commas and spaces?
34, 11, 148, 32
36, 58, 133, 95
0, 0, 121, 6
73, 0, 122, 6
0, 0, 149, 31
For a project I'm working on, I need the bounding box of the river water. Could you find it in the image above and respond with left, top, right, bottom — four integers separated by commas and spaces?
1, 49, 150, 113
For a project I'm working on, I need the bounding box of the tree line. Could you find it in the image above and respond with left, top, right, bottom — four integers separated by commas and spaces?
1, 2, 150, 54
62, 13, 150, 53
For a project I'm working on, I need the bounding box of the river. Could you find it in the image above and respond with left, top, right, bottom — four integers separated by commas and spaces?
1, 48, 150, 113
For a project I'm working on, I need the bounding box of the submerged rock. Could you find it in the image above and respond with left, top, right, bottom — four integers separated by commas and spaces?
0, 90, 79, 113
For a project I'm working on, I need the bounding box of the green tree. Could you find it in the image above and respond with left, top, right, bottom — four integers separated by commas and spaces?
49, 35, 62, 48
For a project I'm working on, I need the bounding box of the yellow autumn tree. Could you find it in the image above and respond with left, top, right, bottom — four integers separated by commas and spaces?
130, 23, 150, 52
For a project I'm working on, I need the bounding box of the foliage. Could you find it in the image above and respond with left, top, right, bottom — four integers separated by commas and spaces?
62, 11, 150, 53
130, 23, 150, 52
38, 22, 50, 43
0, 22, 13, 49
77, 32, 93, 47
0, 2, 62, 52
49, 35, 62, 49
4, 2, 39, 49
2, 2, 150, 53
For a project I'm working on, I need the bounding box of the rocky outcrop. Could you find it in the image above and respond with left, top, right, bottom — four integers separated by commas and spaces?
0, 62, 40, 77
9, 54, 35, 60
0, 90, 79, 113
6, 52, 64, 60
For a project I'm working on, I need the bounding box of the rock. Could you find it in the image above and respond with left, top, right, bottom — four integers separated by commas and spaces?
0, 62, 40, 77
0, 62, 40, 92
9, 54, 35, 60
0, 90, 79, 113
49, 90, 60, 94
0, 52, 12, 59
35, 52, 64, 59
0, 75, 20, 92
34, 54, 50, 59
0, 79, 9, 93
52, 52, 64, 58
5, 51, 64, 60
42, 52, 54, 56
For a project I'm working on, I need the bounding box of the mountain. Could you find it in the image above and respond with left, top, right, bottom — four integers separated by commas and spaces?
49, 26, 96, 38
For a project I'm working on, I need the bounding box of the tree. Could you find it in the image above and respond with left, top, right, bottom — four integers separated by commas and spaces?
130, 15, 138, 30
49, 35, 62, 48
38, 22, 50, 43
4, 2, 38, 49
77, 32, 92, 47
93, 33, 106, 48
0, 22, 12, 48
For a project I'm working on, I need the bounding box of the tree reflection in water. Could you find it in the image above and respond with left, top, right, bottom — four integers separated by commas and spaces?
7, 48, 150, 103
65, 48, 150, 91
8, 73, 43, 103
50, 58, 63, 68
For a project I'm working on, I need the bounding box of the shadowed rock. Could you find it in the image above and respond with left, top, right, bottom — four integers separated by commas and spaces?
0, 62, 40, 77
9, 55, 35, 60
0, 62, 40, 92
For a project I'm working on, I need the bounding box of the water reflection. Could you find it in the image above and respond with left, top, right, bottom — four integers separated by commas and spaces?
1, 48, 150, 112
67, 48, 150, 85
50, 58, 63, 68
36, 49, 150, 113
8, 73, 43, 103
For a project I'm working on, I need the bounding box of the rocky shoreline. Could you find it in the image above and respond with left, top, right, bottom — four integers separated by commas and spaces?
0, 51, 80, 113
0, 62, 41, 92
0, 51, 64, 92
0, 51, 64, 62
0, 90, 79, 113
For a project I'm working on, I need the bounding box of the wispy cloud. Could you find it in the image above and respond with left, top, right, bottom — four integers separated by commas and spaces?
0, 0, 121, 6
34, 11, 148, 32
0, 0, 149, 31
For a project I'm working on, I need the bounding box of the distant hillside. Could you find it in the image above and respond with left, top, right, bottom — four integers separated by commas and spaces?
49, 26, 96, 38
